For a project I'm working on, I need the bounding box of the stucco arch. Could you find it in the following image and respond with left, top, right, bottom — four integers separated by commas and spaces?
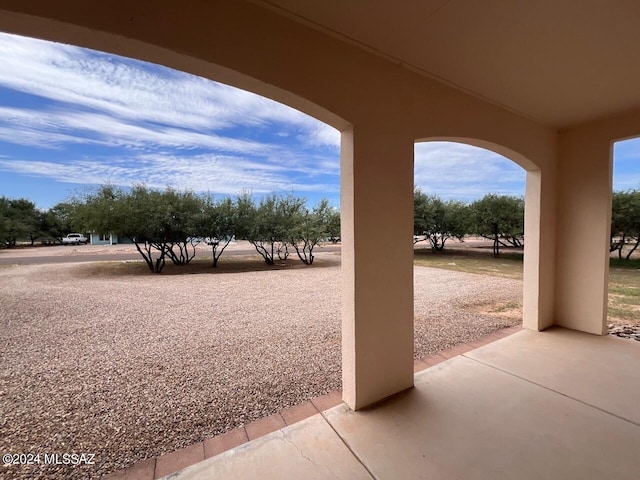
415, 137, 537, 172
414, 136, 556, 332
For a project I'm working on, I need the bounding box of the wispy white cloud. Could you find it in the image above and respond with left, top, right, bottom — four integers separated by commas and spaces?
0, 105, 285, 154
0, 32, 340, 149
301, 123, 341, 148
0, 152, 338, 197
414, 142, 526, 201
0, 31, 341, 205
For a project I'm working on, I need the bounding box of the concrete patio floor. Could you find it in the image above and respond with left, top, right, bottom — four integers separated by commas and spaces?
166, 328, 640, 480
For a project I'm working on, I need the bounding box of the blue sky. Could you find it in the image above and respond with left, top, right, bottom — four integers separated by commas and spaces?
0, 32, 638, 211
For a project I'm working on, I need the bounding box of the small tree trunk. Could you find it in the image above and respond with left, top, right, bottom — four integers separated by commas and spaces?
250, 241, 275, 265
154, 254, 165, 273
134, 240, 155, 272
211, 238, 231, 267
618, 233, 626, 259
293, 240, 315, 265
625, 238, 640, 260
277, 243, 289, 260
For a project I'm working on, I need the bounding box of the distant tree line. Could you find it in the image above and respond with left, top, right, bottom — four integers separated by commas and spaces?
0, 196, 75, 247
610, 189, 640, 260
3, 187, 638, 265
36, 185, 341, 273
413, 189, 524, 257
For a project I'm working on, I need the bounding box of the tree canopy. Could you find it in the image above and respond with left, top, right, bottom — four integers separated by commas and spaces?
0, 196, 40, 247
470, 194, 524, 256
7, 185, 640, 266
66, 186, 341, 272
611, 189, 640, 260
413, 189, 468, 251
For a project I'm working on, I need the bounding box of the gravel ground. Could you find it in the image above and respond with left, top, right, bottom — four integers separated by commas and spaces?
0, 255, 522, 479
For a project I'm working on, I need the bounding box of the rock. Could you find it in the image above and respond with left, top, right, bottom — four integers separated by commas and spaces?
608, 323, 640, 341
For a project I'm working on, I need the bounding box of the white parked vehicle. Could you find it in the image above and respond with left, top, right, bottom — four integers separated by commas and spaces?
204, 236, 235, 245
62, 233, 88, 245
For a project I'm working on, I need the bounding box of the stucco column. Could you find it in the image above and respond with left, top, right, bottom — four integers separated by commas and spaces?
341, 126, 415, 410
554, 131, 612, 335
522, 169, 556, 331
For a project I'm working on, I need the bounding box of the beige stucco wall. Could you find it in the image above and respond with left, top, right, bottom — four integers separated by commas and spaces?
556, 108, 640, 335
0, 0, 571, 408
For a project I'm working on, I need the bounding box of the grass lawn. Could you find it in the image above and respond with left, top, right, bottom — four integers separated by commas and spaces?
608, 259, 640, 324
414, 247, 640, 325
414, 247, 524, 279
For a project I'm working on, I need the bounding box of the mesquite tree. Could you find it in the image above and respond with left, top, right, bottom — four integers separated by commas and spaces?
158, 189, 205, 266
198, 196, 237, 267
413, 189, 468, 251
239, 194, 304, 265
75, 185, 204, 273
234, 193, 339, 265
611, 189, 640, 260
41, 202, 77, 244
470, 194, 524, 257
63, 186, 341, 270
289, 199, 335, 265
0, 196, 41, 247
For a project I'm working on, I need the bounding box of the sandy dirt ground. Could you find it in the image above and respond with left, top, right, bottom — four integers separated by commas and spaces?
0, 250, 522, 479
0, 240, 257, 258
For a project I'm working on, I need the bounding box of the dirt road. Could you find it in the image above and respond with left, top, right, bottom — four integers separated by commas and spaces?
0, 241, 341, 265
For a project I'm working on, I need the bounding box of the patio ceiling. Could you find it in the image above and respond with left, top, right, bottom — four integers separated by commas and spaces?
255, 0, 640, 128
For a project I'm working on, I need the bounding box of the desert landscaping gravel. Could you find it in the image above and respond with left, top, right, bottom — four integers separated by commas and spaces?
0, 253, 521, 479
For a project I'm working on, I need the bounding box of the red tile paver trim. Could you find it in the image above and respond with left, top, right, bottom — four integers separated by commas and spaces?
127, 458, 156, 480
154, 442, 204, 479
492, 331, 510, 339
467, 338, 492, 348
102, 457, 155, 480
451, 343, 475, 354
245, 412, 286, 441
280, 401, 319, 426
485, 332, 509, 342
204, 427, 249, 459
101, 470, 126, 480
504, 327, 523, 336
413, 359, 429, 373
437, 347, 459, 359
310, 390, 343, 412
465, 327, 523, 350
422, 353, 447, 366
504, 325, 524, 333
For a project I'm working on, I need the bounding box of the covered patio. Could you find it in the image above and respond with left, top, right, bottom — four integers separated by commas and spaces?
0, 1, 638, 478
170, 328, 640, 479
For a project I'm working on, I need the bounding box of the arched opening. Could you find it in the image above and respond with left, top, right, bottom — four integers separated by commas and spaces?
608, 136, 640, 340
0, 31, 346, 478
412, 139, 529, 358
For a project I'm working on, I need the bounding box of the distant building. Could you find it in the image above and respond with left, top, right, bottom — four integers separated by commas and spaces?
88, 233, 133, 245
